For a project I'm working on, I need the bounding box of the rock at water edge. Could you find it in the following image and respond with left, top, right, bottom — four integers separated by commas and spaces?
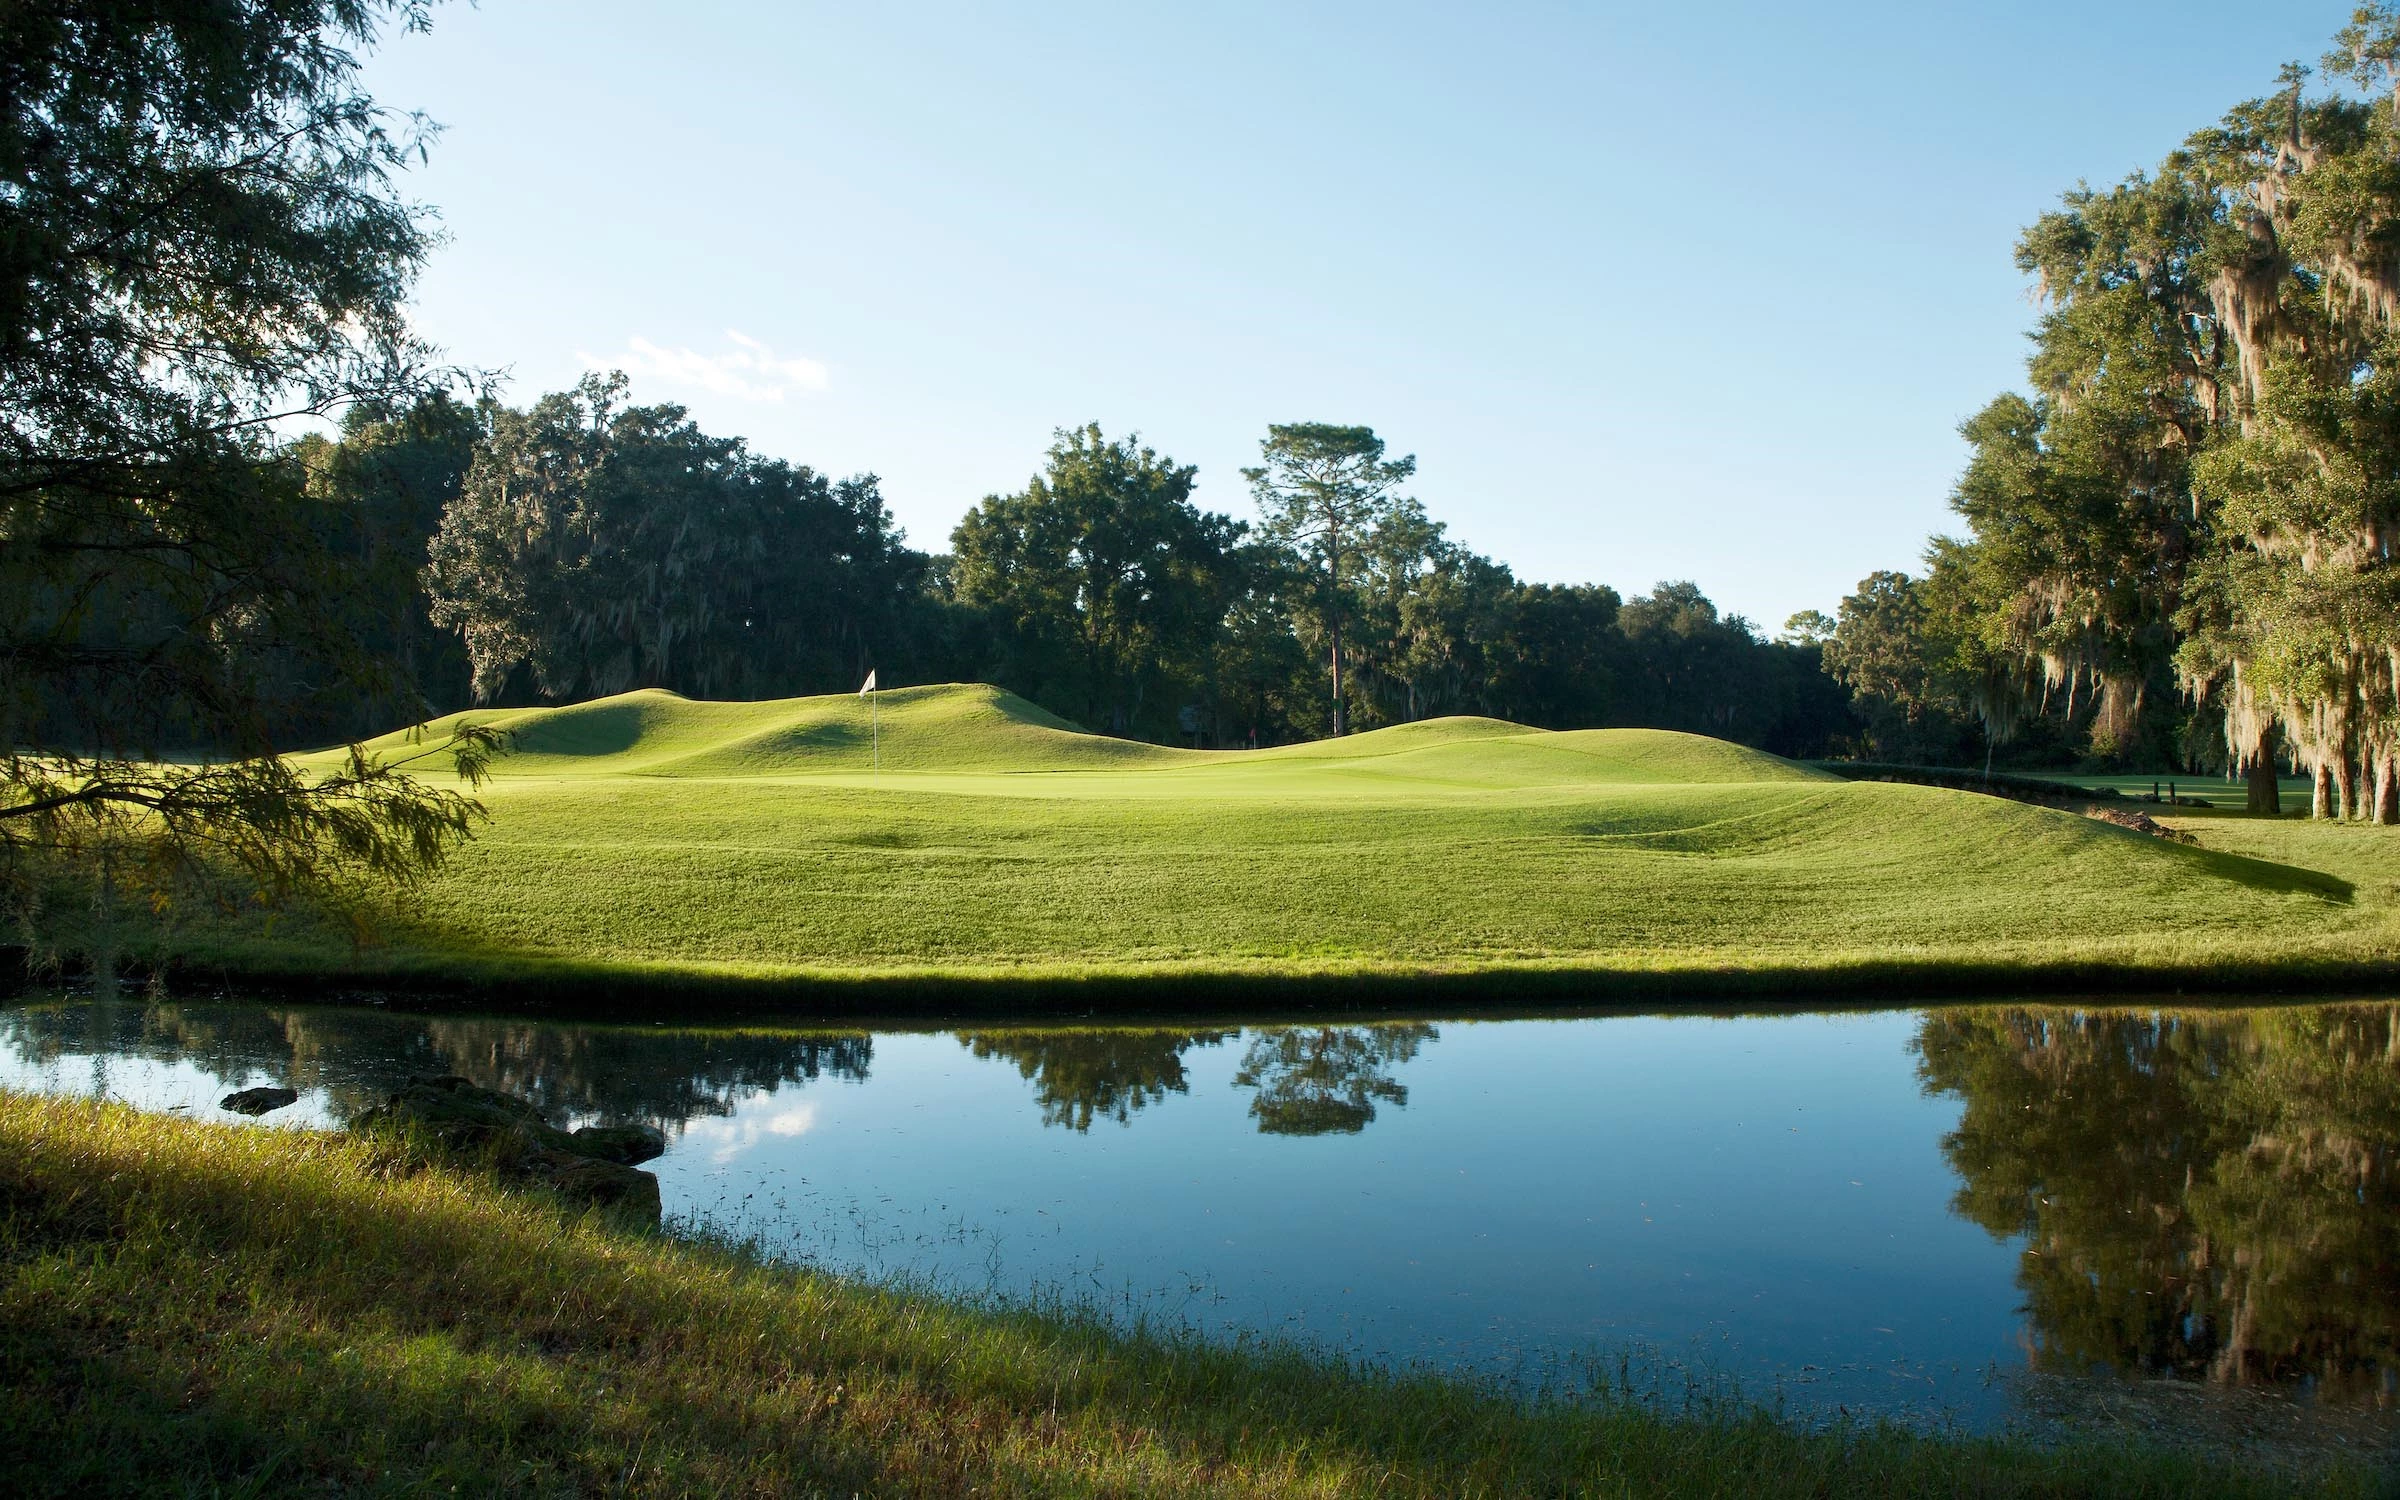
220, 1086, 300, 1116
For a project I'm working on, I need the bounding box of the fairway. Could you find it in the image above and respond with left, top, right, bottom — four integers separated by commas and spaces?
207, 683, 2398, 999
2020, 770, 2316, 809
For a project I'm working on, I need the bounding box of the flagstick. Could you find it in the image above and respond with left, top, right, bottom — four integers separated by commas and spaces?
858, 669, 881, 774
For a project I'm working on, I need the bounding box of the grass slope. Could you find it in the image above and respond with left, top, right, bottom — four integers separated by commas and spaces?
152, 684, 2400, 1000
0, 1094, 2364, 1498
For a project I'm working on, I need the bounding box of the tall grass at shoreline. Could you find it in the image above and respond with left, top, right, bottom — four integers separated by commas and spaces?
0, 1092, 2379, 1497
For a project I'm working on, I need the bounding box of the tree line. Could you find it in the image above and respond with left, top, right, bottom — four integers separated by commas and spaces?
302, 383, 1850, 756
1816, 6, 2400, 821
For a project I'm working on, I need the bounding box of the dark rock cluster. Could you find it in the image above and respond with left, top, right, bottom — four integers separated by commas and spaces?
219, 1086, 300, 1116
351, 1075, 668, 1223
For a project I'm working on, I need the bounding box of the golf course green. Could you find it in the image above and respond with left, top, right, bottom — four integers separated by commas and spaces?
137, 681, 2375, 1003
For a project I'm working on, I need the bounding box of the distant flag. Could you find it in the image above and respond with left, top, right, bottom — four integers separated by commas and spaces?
859, 670, 879, 771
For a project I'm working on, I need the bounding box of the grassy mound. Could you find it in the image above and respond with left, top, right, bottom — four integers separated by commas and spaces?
339, 684, 1825, 786
177, 684, 2400, 1000
0, 1094, 2354, 1498
348, 683, 1185, 777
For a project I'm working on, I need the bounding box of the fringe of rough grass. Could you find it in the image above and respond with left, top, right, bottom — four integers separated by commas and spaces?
0, 1092, 2381, 1498
123, 942, 2400, 1021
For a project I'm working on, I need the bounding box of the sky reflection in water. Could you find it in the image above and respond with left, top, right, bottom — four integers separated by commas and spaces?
3, 996, 2395, 1438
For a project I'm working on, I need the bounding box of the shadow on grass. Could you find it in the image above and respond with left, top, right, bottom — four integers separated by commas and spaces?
2178, 841, 2355, 903
499, 698, 660, 759
138, 949, 2400, 1025
726, 718, 870, 760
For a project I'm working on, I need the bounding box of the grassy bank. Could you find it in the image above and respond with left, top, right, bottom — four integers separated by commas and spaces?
94, 684, 2400, 1005
0, 1092, 2375, 1497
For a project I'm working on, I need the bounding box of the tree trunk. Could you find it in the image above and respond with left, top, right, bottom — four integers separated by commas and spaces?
1325, 525, 1346, 738
2337, 755, 2361, 820
1329, 624, 1344, 737
91, 856, 118, 1001
2377, 755, 2399, 827
2245, 731, 2280, 815
2313, 763, 2334, 819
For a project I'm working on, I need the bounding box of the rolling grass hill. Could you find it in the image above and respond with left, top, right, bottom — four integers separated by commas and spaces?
342, 683, 1826, 787
158, 683, 2400, 1003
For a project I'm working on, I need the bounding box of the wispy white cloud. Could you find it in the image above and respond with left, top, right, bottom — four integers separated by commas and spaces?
582, 329, 830, 403
679, 1100, 821, 1164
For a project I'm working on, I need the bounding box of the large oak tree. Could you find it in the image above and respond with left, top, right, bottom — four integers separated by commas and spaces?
0, 1, 496, 968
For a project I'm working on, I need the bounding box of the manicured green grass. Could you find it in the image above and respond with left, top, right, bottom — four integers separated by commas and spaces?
2039, 771, 2316, 808
133, 684, 2400, 1001
0, 1092, 2370, 1498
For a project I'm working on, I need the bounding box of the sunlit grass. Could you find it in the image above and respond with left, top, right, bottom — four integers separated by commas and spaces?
2044, 770, 2317, 807
125, 683, 2400, 997
0, 1092, 2368, 1498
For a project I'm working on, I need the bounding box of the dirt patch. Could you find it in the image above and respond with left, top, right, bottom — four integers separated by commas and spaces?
2082, 805, 2199, 845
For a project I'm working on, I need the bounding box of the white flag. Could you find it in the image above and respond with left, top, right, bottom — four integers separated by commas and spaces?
858, 670, 877, 695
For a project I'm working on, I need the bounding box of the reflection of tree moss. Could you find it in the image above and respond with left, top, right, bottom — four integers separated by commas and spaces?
404, 1019, 870, 1131
1917, 1005, 2400, 1401
1, 999, 299, 1086
0, 1001, 871, 1133
1233, 1025, 1437, 1135
959, 1030, 1234, 1131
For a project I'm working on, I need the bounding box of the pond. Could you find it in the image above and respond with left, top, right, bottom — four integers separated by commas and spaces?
4, 994, 2396, 1449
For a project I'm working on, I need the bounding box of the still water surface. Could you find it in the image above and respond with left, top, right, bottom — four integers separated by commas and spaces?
4, 995, 2396, 1444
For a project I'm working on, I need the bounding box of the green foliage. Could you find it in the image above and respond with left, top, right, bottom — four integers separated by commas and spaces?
1478, 583, 1625, 726
424, 373, 924, 705
1876, 12, 2400, 804
950, 425, 1243, 737
1822, 564, 2020, 763
1245, 423, 1418, 735
1612, 582, 1812, 743
0, 1, 495, 952
946, 422, 1842, 753
290, 391, 486, 731
1826, 572, 1943, 716
1346, 499, 1505, 726
1948, 376, 2189, 753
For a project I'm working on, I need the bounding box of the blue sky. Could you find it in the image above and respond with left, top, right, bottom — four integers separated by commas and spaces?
359, 1, 2351, 631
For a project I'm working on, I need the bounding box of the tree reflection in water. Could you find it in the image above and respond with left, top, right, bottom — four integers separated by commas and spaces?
1917, 1004, 2400, 1403
405, 1019, 869, 1131
0, 1004, 1445, 1142
1232, 1024, 1437, 1135
956, 1024, 1439, 1135
0, 1000, 871, 1134
958, 1030, 1236, 1130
